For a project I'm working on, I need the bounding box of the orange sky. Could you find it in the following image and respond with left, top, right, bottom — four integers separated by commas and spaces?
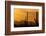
14, 8, 38, 23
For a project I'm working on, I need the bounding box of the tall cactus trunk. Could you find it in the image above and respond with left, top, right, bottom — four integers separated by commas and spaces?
24, 11, 28, 26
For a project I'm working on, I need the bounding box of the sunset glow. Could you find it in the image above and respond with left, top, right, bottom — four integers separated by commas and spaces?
14, 8, 38, 23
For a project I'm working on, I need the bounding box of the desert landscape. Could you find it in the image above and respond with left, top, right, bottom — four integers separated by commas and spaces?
14, 8, 39, 27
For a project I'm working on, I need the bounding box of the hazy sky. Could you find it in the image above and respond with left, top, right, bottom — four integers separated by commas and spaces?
14, 8, 38, 23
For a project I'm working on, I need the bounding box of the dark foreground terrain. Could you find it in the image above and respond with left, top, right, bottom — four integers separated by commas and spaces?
14, 19, 39, 27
